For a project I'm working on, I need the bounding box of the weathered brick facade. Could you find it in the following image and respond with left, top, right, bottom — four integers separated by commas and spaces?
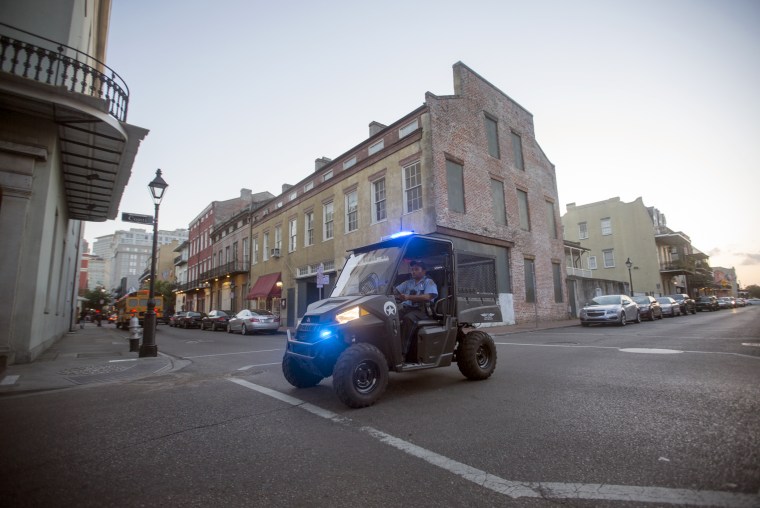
209, 62, 567, 326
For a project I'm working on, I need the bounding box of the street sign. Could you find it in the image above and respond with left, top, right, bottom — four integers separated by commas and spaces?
121, 212, 153, 225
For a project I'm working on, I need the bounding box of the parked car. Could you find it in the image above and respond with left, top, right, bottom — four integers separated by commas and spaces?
632, 295, 662, 321
169, 311, 187, 327
747, 298, 760, 305
735, 298, 747, 307
696, 296, 719, 312
668, 294, 696, 315
579, 294, 640, 326
718, 296, 736, 309
228, 309, 280, 334
179, 311, 205, 328
201, 310, 232, 331
656, 297, 682, 317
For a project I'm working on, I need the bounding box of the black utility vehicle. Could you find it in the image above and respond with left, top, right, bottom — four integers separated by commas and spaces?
696, 296, 719, 312
282, 233, 501, 408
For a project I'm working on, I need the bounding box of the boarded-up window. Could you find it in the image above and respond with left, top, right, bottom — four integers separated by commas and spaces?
517, 189, 530, 230
546, 200, 557, 239
553, 262, 563, 302
524, 258, 535, 303
485, 115, 500, 158
512, 131, 524, 170
446, 160, 465, 213
491, 179, 506, 225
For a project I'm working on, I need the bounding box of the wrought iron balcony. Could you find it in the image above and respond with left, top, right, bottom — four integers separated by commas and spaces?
566, 266, 593, 278
0, 22, 129, 121
200, 261, 251, 282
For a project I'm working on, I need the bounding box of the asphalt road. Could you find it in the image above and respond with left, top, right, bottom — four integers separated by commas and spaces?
1, 307, 758, 507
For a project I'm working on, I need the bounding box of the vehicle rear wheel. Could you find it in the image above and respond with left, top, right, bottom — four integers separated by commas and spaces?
457, 330, 497, 380
227, 324, 232, 333
333, 343, 389, 408
241, 323, 248, 335
619, 314, 627, 326
635, 311, 641, 324
282, 355, 323, 388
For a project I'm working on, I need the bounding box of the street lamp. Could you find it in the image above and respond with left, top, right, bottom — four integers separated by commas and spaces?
140, 169, 168, 357
625, 257, 634, 297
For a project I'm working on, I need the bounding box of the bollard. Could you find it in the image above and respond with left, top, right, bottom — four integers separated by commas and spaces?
129, 316, 142, 352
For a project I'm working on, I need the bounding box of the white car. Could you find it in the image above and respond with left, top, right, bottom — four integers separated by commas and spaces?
656, 297, 682, 317
228, 309, 280, 335
746, 298, 760, 305
580, 295, 640, 326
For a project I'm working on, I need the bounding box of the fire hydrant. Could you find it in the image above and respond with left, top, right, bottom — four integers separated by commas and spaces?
129, 316, 142, 352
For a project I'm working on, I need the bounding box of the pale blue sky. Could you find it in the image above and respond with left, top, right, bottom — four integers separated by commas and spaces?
86, 0, 760, 285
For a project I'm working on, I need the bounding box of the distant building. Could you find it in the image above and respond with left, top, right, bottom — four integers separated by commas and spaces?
712, 266, 737, 297
234, 62, 566, 327
0, 1, 148, 364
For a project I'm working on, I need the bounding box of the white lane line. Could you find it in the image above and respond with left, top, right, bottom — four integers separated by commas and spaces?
237, 362, 281, 371
227, 379, 757, 507
496, 342, 760, 360
184, 348, 281, 359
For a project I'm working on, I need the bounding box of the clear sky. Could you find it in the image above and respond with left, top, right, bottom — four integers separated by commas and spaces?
85, 0, 760, 287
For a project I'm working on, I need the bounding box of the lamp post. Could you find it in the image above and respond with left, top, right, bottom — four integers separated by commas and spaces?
625, 258, 634, 297
140, 169, 168, 357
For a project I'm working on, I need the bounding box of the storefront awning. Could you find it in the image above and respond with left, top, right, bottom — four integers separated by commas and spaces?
246, 272, 282, 300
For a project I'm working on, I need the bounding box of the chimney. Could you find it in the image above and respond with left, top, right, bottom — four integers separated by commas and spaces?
240, 188, 252, 200
282, 183, 294, 194
369, 121, 387, 137
315, 157, 332, 171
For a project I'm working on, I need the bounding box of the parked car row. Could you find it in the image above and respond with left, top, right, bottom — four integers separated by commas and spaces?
166, 309, 281, 334
580, 293, 706, 326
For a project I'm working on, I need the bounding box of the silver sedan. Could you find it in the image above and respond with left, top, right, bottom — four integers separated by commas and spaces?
580, 294, 640, 326
228, 309, 281, 335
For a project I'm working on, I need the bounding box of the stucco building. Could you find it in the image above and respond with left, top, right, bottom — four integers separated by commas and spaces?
238, 62, 566, 327
0, 1, 149, 365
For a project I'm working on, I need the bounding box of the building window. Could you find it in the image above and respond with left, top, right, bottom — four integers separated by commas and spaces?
274, 225, 282, 251
323, 201, 334, 240
289, 191, 297, 201
517, 189, 530, 231
578, 222, 588, 239
253, 238, 258, 264
263, 233, 269, 261
524, 258, 536, 303
552, 262, 563, 303
491, 179, 507, 226
588, 256, 597, 270
403, 161, 422, 213
242, 237, 249, 263
399, 119, 418, 138
343, 156, 356, 170
603, 249, 615, 268
511, 131, 524, 170
372, 178, 386, 223
601, 218, 612, 236
305, 211, 314, 246
232, 242, 238, 261
304, 181, 313, 192
288, 218, 297, 253
446, 159, 465, 213
485, 114, 500, 158
345, 190, 358, 232
368, 139, 384, 155
323, 170, 333, 182
546, 200, 557, 239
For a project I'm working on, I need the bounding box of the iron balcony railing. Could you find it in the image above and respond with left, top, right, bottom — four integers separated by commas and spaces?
200, 260, 251, 282
567, 266, 593, 278
0, 22, 129, 122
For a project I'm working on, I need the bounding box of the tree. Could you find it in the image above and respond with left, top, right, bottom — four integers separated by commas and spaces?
744, 284, 760, 298
154, 280, 177, 313
83, 287, 111, 312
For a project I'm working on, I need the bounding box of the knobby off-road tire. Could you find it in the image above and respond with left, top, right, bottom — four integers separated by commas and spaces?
457, 330, 497, 380
333, 343, 389, 408
282, 355, 323, 388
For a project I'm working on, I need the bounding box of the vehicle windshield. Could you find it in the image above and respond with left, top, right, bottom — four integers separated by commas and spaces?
632, 296, 650, 304
655, 298, 671, 304
332, 247, 402, 297
590, 295, 621, 305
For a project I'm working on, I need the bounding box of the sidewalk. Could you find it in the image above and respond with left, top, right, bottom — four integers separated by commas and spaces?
0, 318, 578, 396
0, 322, 179, 396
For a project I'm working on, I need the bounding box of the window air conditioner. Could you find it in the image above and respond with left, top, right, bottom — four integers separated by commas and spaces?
270, 248, 281, 258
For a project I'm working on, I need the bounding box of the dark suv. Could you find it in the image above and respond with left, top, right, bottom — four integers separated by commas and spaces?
669, 294, 696, 315
696, 296, 719, 312
179, 311, 205, 328
201, 310, 232, 331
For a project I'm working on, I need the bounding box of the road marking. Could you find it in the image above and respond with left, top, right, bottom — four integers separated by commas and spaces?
109, 359, 138, 363
237, 362, 281, 371
619, 348, 683, 354
227, 379, 758, 507
496, 342, 760, 360
184, 348, 281, 359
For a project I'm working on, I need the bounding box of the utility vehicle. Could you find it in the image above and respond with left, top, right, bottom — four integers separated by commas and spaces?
282, 232, 502, 408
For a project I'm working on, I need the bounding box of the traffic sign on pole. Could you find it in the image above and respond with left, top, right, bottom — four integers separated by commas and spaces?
122, 212, 153, 225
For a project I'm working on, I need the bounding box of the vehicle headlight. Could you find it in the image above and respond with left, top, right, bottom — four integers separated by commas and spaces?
335, 306, 369, 324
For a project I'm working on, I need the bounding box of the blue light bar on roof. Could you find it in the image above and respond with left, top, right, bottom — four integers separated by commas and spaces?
381, 230, 415, 241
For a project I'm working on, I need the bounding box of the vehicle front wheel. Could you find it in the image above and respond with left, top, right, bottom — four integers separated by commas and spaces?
282, 355, 323, 388
227, 324, 232, 333
241, 323, 248, 335
333, 343, 389, 408
619, 314, 627, 326
457, 330, 497, 380
635, 311, 641, 324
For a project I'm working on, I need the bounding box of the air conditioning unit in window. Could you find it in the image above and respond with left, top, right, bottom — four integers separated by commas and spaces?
270, 248, 281, 258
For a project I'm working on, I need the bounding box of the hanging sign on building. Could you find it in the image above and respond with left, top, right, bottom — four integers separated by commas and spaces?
122, 212, 153, 225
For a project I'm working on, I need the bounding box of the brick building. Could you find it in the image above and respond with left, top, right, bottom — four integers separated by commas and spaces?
243, 62, 566, 327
